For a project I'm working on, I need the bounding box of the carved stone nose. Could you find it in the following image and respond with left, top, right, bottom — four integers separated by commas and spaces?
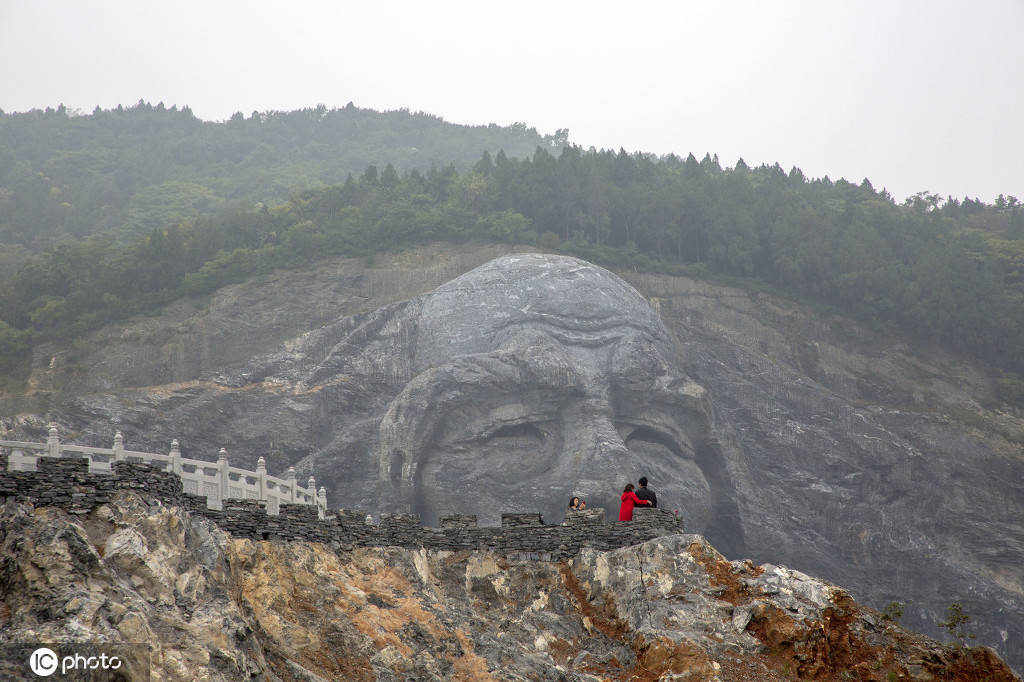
569, 412, 632, 503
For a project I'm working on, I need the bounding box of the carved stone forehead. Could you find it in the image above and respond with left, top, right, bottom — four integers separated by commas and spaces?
413, 253, 672, 373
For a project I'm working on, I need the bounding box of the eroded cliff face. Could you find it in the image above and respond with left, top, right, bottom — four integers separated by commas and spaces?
1, 245, 1022, 672
1, 493, 1016, 681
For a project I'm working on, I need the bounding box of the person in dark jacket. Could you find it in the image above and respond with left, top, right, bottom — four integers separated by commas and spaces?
635, 476, 657, 508
619, 483, 651, 521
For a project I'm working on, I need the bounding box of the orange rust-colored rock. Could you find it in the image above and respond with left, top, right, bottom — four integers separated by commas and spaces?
558, 562, 632, 643
633, 635, 718, 681
450, 630, 496, 682
687, 539, 759, 605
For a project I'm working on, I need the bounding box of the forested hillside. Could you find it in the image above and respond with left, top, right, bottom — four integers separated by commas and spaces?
1, 134, 1022, 399
0, 101, 567, 259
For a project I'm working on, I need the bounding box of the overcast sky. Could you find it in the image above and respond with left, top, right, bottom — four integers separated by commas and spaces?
2, 0, 1021, 203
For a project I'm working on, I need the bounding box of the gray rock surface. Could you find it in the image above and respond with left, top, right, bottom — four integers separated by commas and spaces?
2, 247, 1022, 672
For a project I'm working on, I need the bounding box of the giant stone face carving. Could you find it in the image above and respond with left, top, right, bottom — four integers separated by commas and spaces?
377, 254, 733, 532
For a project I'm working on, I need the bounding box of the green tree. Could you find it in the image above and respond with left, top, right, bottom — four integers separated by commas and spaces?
939, 602, 975, 649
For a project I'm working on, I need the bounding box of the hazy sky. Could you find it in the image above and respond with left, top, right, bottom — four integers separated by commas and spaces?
2, 0, 1021, 202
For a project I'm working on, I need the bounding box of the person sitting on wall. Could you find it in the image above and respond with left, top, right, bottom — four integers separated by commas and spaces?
619, 483, 651, 521
568, 496, 587, 510
635, 476, 657, 508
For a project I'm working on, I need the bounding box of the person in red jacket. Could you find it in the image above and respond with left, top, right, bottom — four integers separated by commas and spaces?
619, 483, 651, 521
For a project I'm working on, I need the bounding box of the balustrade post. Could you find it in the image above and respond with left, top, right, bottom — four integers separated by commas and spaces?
287, 466, 297, 503
307, 475, 316, 504
218, 448, 229, 503
10, 448, 24, 471
256, 456, 267, 503
112, 431, 125, 461
169, 439, 181, 475
47, 423, 60, 458
318, 486, 327, 519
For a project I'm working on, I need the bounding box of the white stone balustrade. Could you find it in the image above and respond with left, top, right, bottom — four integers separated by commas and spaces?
0, 424, 326, 518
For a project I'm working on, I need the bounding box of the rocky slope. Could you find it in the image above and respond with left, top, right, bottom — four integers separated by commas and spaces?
1, 492, 1017, 681
1, 244, 1022, 672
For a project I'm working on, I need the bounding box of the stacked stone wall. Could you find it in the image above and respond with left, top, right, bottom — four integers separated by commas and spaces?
1, 457, 685, 560
0, 458, 205, 515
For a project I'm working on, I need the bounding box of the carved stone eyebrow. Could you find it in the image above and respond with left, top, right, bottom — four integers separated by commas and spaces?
491, 313, 663, 340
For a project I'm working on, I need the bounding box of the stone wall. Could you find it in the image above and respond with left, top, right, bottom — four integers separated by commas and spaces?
1, 457, 684, 560
0, 457, 209, 516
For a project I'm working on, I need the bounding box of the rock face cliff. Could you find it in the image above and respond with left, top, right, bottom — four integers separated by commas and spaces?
1, 245, 1022, 672
1, 492, 1017, 681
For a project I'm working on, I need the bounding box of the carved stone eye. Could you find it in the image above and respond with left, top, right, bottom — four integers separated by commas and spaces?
487, 423, 545, 442
624, 426, 679, 457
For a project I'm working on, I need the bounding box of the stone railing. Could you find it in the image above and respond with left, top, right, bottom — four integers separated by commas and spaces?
0, 454, 685, 561
0, 425, 326, 517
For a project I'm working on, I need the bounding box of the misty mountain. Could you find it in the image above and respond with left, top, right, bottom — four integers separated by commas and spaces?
0, 101, 568, 259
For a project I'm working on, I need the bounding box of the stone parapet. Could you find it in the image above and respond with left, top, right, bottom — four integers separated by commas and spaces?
564, 508, 604, 525
1, 458, 686, 560
439, 513, 477, 529
501, 513, 544, 527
